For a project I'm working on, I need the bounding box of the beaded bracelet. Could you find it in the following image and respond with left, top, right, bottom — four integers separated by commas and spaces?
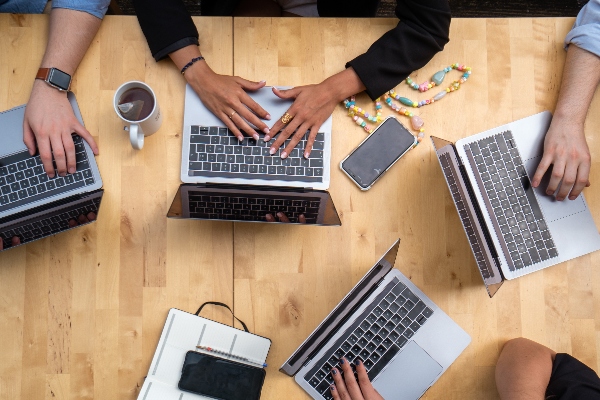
181, 56, 205, 75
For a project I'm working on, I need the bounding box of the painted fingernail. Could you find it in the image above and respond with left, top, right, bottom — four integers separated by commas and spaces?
269, 147, 276, 155
265, 114, 271, 120
281, 151, 288, 159
339, 358, 345, 365
330, 385, 336, 391
253, 134, 259, 141
263, 127, 270, 134
259, 80, 266, 84
354, 359, 361, 366
331, 369, 338, 375
69, 167, 76, 174
277, 212, 283, 218
304, 152, 310, 158
532, 180, 539, 187
264, 135, 271, 141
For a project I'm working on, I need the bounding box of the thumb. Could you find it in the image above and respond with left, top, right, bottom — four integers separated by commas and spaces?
235, 77, 266, 91
273, 86, 300, 99
23, 120, 37, 155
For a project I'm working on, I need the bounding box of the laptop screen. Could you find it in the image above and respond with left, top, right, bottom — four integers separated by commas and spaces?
0, 189, 103, 252
167, 184, 341, 226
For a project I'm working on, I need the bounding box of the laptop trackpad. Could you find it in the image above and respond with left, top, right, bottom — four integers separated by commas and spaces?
372, 341, 442, 400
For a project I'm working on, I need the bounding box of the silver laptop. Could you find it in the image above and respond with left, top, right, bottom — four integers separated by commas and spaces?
170, 85, 338, 225
280, 240, 470, 400
432, 111, 600, 297
0, 93, 103, 251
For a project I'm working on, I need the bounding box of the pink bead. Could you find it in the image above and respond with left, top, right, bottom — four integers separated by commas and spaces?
353, 116, 358, 121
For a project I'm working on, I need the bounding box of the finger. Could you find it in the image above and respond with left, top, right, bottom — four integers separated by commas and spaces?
234, 77, 266, 92
265, 214, 275, 222
87, 212, 97, 221
219, 111, 245, 141
238, 89, 271, 122
303, 126, 318, 158
271, 114, 302, 157
272, 86, 301, 100
340, 358, 363, 399
37, 137, 55, 178
331, 368, 350, 399
569, 161, 590, 200
68, 219, 78, 228
547, 162, 565, 196
62, 132, 77, 175
532, 154, 552, 188
50, 135, 67, 176
283, 123, 310, 157
556, 163, 578, 201
276, 212, 290, 223
72, 123, 99, 155
355, 359, 380, 398
23, 121, 37, 155
235, 105, 270, 137
12, 236, 21, 246
78, 214, 90, 224
299, 214, 307, 224
330, 383, 341, 400
232, 112, 261, 140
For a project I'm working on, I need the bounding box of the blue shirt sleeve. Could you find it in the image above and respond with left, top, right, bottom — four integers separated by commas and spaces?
565, 0, 600, 58
52, 0, 110, 19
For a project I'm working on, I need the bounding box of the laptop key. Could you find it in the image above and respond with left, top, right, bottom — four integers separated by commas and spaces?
367, 344, 400, 380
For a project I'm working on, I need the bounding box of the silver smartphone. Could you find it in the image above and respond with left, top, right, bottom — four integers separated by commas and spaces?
340, 116, 417, 190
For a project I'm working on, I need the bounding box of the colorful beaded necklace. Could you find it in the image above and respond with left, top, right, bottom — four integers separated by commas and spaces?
344, 63, 472, 144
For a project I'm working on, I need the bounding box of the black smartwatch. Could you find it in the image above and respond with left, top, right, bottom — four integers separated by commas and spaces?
35, 67, 72, 91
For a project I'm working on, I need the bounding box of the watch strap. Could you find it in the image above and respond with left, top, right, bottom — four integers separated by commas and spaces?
35, 68, 51, 81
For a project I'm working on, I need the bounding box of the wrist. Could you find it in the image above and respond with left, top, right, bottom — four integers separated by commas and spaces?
184, 60, 215, 87
322, 68, 366, 102
32, 79, 68, 98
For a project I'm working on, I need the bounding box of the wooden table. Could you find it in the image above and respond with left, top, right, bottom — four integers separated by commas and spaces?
1, 14, 598, 400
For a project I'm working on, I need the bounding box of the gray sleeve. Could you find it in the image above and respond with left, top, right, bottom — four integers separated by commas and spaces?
52, 0, 110, 19
565, 0, 600, 58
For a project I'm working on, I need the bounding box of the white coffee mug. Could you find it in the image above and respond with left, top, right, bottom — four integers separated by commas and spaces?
113, 81, 162, 150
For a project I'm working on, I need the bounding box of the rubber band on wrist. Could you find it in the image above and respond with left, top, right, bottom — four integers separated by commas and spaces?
181, 56, 205, 75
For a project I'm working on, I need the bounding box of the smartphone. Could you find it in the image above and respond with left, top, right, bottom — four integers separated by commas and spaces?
178, 351, 266, 400
340, 116, 417, 190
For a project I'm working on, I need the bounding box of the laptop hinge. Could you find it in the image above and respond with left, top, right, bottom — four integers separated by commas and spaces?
200, 182, 315, 193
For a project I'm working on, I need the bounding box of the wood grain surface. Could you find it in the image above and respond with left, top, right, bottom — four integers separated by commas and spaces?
0, 14, 599, 400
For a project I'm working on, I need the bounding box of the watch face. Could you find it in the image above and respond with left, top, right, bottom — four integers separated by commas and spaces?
48, 68, 71, 91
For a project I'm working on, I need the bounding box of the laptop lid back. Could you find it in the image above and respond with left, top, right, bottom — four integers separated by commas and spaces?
431, 137, 504, 297
279, 240, 400, 376
167, 184, 341, 226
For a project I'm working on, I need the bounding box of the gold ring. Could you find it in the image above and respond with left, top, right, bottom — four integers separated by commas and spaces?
229, 110, 237, 119
281, 112, 293, 124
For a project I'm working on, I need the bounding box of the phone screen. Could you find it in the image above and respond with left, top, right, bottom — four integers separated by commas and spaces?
178, 351, 265, 400
341, 117, 416, 189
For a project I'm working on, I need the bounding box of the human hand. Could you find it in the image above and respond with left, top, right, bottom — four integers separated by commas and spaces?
67, 212, 97, 228
265, 212, 306, 223
267, 83, 338, 159
23, 81, 99, 178
0, 236, 21, 251
186, 63, 271, 141
532, 117, 591, 201
330, 358, 384, 400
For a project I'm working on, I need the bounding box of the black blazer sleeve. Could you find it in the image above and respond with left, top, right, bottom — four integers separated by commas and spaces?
346, 0, 451, 100
133, 0, 199, 61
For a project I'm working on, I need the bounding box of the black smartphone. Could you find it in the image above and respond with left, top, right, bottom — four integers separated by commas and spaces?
178, 351, 266, 400
340, 116, 417, 190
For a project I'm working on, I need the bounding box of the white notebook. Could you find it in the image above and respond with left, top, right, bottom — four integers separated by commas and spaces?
138, 308, 272, 400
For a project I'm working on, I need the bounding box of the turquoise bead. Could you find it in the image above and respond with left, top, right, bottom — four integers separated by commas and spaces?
432, 70, 446, 86
398, 97, 414, 106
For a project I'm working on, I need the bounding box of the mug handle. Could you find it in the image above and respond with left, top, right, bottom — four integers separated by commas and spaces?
129, 124, 144, 150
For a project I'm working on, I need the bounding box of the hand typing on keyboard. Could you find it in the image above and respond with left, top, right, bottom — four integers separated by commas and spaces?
23, 82, 99, 178
265, 212, 306, 224
330, 358, 384, 400
67, 212, 96, 228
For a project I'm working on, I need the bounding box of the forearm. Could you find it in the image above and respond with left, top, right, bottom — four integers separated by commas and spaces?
554, 45, 600, 126
40, 8, 102, 75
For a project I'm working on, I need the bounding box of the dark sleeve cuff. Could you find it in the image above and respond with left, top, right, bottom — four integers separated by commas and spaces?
154, 37, 200, 61
346, 0, 451, 100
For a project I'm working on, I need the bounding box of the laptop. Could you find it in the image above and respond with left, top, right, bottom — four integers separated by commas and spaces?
0, 92, 103, 252
168, 85, 340, 225
280, 240, 470, 400
432, 111, 600, 297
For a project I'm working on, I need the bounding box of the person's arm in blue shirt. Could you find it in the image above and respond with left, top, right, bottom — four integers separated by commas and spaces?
532, 0, 600, 201
23, 2, 108, 177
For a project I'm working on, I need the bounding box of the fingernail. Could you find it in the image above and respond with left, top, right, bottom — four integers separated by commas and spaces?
259, 80, 266, 84
281, 151, 288, 159
238, 136, 243, 142
269, 147, 276, 155
339, 358, 345, 365
263, 127, 270, 134
264, 135, 271, 141
546, 190, 553, 195
569, 196, 576, 200
277, 212, 283, 217
304, 152, 310, 158
331, 369, 338, 375
265, 114, 271, 120
253, 134, 259, 141
330, 385, 336, 391
69, 167, 75, 174
354, 359, 361, 366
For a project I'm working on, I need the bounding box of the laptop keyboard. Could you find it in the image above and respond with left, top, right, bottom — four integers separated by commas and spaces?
0, 196, 100, 249
188, 126, 325, 183
465, 131, 558, 270
0, 135, 96, 213
188, 191, 320, 223
303, 279, 433, 400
